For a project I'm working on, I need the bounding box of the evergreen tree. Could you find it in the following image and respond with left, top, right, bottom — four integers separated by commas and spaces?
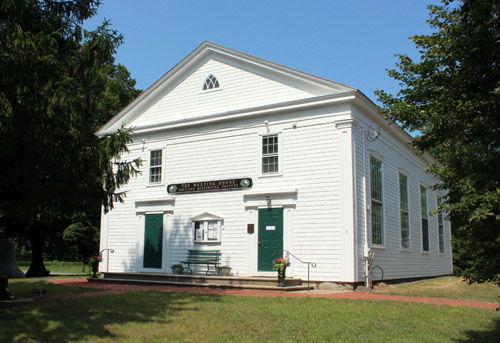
0, 0, 141, 276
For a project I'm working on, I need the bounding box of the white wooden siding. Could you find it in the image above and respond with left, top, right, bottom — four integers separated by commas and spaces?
352, 105, 453, 281
131, 58, 315, 128
102, 105, 350, 281
101, 103, 453, 282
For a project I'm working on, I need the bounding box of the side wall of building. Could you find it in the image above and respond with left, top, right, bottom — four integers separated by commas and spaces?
352, 104, 453, 282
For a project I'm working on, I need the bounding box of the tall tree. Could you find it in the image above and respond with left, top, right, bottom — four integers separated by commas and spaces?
376, 0, 499, 283
0, 0, 141, 276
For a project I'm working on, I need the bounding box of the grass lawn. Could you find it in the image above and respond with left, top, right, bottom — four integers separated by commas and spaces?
17, 261, 89, 275
374, 277, 500, 303
1, 278, 499, 343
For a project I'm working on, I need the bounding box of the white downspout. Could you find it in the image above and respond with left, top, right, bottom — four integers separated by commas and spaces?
361, 128, 370, 287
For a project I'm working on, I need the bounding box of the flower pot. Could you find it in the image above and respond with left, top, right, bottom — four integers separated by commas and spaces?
217, 266, 231, 276
171, 265, 184, 275
91, 262, 99, 278
277, 268, 286, 287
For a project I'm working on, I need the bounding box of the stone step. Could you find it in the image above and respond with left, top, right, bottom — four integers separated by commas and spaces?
102, 272, 304, 287
92, 275, 313, 291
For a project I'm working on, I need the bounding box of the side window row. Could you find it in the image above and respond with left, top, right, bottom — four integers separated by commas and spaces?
369, 155, 445, 253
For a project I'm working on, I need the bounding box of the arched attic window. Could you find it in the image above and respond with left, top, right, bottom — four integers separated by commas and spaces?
202, 74, 220, 90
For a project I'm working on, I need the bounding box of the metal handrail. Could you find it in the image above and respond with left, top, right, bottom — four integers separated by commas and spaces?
99, 248, 115, 273
366, 251, 384, 290
283, 250, 316, 292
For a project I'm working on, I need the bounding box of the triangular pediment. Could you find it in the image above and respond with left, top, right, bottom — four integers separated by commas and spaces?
191, 212, 223, 221
97, 42, 354, 136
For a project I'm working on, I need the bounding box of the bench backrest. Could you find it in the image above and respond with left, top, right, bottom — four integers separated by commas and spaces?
187, 250, 221, 262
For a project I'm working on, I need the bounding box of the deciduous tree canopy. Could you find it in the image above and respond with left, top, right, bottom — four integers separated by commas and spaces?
376, 0, 499, 283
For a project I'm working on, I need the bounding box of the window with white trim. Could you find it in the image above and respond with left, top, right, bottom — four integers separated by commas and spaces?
437, 196, 444, 253
194, 220, 221, 243
262, 134, 279, 174
420, 185, 429, 251
399, 173, 410, 250
149, 150, 162, 184
202, 74, 220, 90
370, 156, 384, 245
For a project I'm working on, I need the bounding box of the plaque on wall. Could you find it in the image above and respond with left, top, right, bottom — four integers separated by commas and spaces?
167, 178, 252, 194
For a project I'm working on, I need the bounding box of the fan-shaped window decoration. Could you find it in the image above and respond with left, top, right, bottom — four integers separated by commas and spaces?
203, 74, 220, 90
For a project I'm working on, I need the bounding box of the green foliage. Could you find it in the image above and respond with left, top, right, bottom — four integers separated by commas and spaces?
63, 213, 99, 261
98, 125, 142, 213
0, 0, 141, 273
376, 0, 499, 283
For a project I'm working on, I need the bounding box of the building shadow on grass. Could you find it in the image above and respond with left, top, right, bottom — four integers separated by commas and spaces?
0, 290, 222, 342
453, 317, 500, 343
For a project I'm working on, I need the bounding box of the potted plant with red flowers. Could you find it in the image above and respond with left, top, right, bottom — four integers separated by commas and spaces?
272, 257, 289, 287
89, 255, 102, 278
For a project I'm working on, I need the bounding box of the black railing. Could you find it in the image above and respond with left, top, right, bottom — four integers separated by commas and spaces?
366, 251, 384, 289
283, 250, 317, 292
99, 248, 115, 273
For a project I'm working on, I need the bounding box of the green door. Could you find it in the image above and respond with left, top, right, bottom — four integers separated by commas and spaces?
258, 208, 284, 271
144, 214, 163, 269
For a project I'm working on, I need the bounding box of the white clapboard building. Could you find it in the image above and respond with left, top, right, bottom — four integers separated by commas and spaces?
96, 42, 453, 287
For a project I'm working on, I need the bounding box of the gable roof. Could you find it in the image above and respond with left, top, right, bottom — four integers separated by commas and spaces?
96, 41, 355, 136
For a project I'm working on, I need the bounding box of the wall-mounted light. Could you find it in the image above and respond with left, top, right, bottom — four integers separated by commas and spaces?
265, 193, 271, 207
366, 126, 380, 142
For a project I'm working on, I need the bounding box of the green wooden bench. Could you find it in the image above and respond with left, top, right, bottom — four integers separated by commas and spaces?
182, 250, 221, 275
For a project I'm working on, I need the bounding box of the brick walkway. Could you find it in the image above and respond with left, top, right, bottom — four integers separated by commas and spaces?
51, 278, 499, 312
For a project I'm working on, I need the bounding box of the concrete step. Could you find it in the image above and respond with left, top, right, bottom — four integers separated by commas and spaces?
92, 275, 313, 291
102, 272, 304, 287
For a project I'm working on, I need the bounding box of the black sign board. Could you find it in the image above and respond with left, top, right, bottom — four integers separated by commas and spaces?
167, 178, 252, 194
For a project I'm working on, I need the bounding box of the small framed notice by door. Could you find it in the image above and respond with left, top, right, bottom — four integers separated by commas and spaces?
247, 224, 254, 234
266, 225, 276, 231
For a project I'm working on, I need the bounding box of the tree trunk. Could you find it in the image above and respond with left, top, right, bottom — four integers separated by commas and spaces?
25, 229, 49, 277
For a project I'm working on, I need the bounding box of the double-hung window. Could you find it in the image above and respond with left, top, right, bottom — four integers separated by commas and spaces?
437, 196, 444, 253
399, 173, 410, 249
149, 150, 163, 184
370, 157, 384, 245
262, 135, 279, 174
420, 185, 429, 251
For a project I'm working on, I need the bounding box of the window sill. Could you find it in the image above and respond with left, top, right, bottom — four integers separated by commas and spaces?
421, 250, 431, 255
199, 87, 223, 95
400, 248, 411, 253
146, 183, 165, 188
258, 173, 283, 178
371, 245, 385, 250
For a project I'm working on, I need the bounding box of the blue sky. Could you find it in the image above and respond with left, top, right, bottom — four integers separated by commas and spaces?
86, 0, 439, 103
